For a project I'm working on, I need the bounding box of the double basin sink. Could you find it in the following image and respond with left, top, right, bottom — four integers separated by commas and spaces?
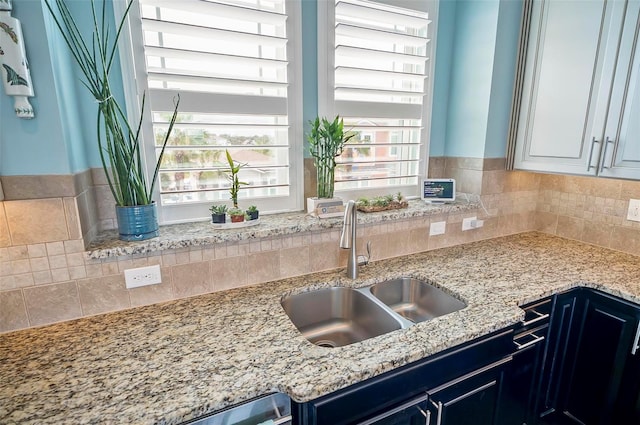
281, 277, 466, 348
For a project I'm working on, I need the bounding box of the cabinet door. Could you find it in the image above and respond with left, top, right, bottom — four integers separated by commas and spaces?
514, 0, 626, 175
500, 326, 547, 425
561, 291, 640, 425
426, 357, 511, 425
537, 292, 580, 419
599, 0, 640, 179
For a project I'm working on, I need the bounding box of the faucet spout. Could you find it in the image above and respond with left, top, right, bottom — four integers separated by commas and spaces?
340, 200, 359, 279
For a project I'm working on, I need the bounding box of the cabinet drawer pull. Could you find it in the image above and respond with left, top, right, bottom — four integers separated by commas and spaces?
271, 416, 292, 425
416, 405, 431, 425
632, 321, 640, 355
587, 137, 600, 171
429, 400, 443, 425
600, 136, 614, 171
357, 394, 430, 425
521, 309, 549, 326
514, 332, 545, 350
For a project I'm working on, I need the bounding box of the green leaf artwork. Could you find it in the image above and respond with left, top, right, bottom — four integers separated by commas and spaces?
2, 64, 28, 86
0, 22, 18, 43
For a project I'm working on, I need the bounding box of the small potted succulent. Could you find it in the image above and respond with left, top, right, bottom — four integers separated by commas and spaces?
209, 204, 227, 224
228, 207, 245, 223
356, 192, 409, 213
246, 205, 259, 221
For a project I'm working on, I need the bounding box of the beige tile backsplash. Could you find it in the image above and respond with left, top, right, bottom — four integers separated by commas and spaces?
2, 162, 640, 333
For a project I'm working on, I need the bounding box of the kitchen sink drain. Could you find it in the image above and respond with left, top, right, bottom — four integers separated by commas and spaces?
316, 340, 337, 348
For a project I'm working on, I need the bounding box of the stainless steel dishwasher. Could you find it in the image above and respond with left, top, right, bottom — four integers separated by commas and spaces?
184, 393, 292, 425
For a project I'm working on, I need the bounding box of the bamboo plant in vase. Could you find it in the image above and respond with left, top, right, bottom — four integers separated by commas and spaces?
45, 0, 179, 241
306, 116, 354, 216
225, 149, 248, 209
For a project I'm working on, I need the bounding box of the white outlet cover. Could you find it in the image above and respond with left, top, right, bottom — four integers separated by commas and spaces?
462, 216, 478, 231
627, 199, 640, 222
124, 265, 162, 289
430, 221, 446, 236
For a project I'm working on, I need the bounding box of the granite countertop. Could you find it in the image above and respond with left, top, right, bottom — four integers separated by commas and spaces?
3, 232, 640, 424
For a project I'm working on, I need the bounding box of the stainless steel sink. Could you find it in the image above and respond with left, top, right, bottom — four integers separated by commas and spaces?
370, 277, 466, 323
281, 287, 402, 347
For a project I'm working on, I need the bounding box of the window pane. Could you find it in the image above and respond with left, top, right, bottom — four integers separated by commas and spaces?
133, 0, 299, 218
327, 0, 432, 196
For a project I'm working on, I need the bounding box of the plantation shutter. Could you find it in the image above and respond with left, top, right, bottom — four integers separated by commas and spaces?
323, 0, 434, 198
126, 0, 301, 222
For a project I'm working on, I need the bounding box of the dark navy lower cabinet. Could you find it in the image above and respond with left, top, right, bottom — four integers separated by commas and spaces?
537, 291, 581, 420
292, 329, 514, 425
554, 290, 640, 425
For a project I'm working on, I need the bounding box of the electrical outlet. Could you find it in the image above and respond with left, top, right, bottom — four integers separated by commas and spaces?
462, 216, 480, 231
430, 221, 446, 236
124, 265, 162, 289
627, 199, 640, 222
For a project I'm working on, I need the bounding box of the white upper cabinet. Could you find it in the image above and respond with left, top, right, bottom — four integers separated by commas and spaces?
514, 0, 640, 178
600, 0, 640, 179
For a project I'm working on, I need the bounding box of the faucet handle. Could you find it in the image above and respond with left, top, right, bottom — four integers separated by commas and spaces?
357, 241, 371, 266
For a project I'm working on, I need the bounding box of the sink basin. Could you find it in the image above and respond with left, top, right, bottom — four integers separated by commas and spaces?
281, 287, 402, 347
370, 277, 466, 323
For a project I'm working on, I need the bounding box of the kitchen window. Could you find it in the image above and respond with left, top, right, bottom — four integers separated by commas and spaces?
318, 0, 437, 200
115, 0, 303, 224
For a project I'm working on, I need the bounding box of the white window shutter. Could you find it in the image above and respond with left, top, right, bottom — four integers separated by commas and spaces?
320, 0, 435, 199
117, 0, 302, 223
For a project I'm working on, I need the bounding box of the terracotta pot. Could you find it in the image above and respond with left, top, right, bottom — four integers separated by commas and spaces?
230, 214, 245, 223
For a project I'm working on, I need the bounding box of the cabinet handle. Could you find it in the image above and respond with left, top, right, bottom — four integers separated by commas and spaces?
271, 416, 292, 425
632, 320, 640, 355
587, 137, 600, 171
513, 332, 545, 350
521, 309, 549, 326
416, 405, 431, 425
429, 399, 443, 425
599, 137, 614, 172
357, 394, 430, 425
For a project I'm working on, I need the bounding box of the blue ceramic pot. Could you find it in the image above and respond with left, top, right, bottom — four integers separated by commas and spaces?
115, 203, 159, 241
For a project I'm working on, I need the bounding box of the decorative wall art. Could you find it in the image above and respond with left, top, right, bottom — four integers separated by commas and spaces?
0, 0, 34, 119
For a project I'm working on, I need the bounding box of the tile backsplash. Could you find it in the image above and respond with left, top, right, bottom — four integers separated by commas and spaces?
2, 159, 639, 333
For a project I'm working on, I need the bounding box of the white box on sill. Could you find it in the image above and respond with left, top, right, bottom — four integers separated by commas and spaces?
307, 197, 345, 218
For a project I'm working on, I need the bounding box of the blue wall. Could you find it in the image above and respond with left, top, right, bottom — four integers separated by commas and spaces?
0, 0, 522, 177
0, 0, 122, 176
0, 1, 73, 175
442, 0, 522, 159
429, 0, 457, 157
485, 0, 523, 158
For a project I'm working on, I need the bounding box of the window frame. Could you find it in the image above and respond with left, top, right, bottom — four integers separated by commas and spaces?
317, 0, 438, 201
114, 0, 304, 224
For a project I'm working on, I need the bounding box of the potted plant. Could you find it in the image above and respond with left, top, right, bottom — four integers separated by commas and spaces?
355, 192, 409, 213
246, 205, 259, 221
225, 149, 248, 208
209, 204, 227, 224
228, 207, 245, 223
45, 0, 179, 241
306, 116, 355, 215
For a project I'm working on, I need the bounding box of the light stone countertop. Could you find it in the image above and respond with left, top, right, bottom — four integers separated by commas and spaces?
85, 198, 480, 258
2, 232, 640, 424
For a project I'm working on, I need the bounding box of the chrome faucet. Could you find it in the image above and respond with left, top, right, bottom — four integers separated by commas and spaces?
340, 200, 371, 279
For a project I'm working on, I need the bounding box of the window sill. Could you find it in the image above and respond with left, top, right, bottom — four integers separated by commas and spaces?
86, 197, 480, 259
